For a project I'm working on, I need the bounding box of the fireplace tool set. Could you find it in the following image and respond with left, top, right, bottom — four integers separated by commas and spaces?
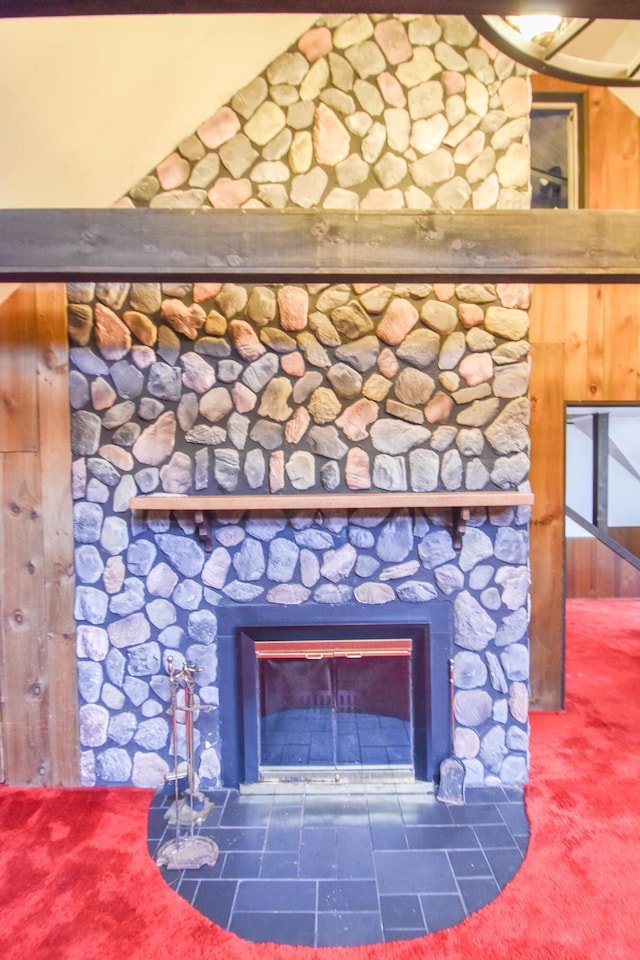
155, 657, 219, 870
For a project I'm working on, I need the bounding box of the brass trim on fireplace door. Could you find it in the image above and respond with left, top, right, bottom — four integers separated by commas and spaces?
254, 638, 413, 659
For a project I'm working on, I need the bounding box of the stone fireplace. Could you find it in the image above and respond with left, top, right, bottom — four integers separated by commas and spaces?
69, 13, 532, 792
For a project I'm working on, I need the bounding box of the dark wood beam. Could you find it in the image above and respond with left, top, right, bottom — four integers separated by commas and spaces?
0, 2, 638, 18
1, 208, 640, 284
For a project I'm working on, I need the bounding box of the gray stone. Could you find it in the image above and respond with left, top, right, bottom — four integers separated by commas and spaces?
500, 754, 528, 786
494, 527, 529, 565
184, 609, 217, 646
291, 167, 329, 208
70, 348, 109, 377
137, 398, 164, 422
134, 717, 169, 751
150, 189, 208, 210
481, 587, 502, 610
441, 449, 463, 490
69, 370, 90, 409
454, 689, 493, 726
100, 517, 129, 556
156, 534, 205, 577
107, 713, 137, 746
307, 425, 349, 460
110, 578, 146, 616
334, 335, 379, 373
500, 643, 529, 682
434, 563, 465, 594
101, 683, 125, 710
454, 590, 497, 650
320, 460, 341, 490
111, 360, 144, 400
95, 747, 132, 783
194, 337, 232, 359
105, 647, 126, 687
396, 580, 438, 602
496, 607, 529, 647
506, 725, 529, 752
453, 651, 487, 689
355, 555, 380, 578
245, 518, 287, 542
299, 548, 320, 587
495, 566, 529, 611
370, 420, 430, 455
418, 530, 456, 569
486, 651, 509, 694
123, 677, 150, 706
74, 586, 109, 625
87, 457, 120, 488
185, 643, 218, 687
213, 448, 240, 491
218, 359, 243, 382
396, 328, 441, 368
127, 540, 157, 576
127, 641, 161, 677
140, 700, 163, 718
78, 660, 104, 703
223, 581, 264, 602
321, 543, 357, 583
375, 510, 413, 562
372, 455, 407, 491
312, 583, 352, 604
459, 527, 494, 572
294, 528, 334, 550
408, 449, 439, 492
480, 725, 508, 774
285, 451, 315, 489
242, 353, 279, 393
157, 626, 185, 650
185, 425, 226, 446
267, 538, 299, 582
466, 458, 490, 491
233, 538, 266, 582
131, 752, 170, 789
79, 703, 110, 747
146, 598, 176, 628
491, 453, 530, 489
75, 545, 104, 584
135, 468, 160, 494
76, 624, 109, 661
72, 411, 102, 456
107, 612, 150, 650
147, 362, 182, 402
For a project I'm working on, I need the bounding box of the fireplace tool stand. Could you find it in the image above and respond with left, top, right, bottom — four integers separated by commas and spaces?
155, 657, 219, 870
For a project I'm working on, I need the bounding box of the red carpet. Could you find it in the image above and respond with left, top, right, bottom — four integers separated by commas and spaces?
1, 598, 639, 960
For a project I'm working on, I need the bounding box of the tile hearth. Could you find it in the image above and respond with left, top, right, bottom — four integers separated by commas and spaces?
149, 785, 529, 947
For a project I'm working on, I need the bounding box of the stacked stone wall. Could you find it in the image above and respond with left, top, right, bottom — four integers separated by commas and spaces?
70, 13, 532, 789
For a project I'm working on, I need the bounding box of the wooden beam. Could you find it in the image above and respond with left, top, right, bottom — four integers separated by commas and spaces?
2, 208, 640, 284
0, 2, 637, 19
131, 491, 535, 512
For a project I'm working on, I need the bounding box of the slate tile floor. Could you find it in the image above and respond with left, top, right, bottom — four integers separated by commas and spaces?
148, 784, 529, 947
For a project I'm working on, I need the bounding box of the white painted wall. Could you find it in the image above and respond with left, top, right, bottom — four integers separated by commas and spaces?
0, 14, 315, 208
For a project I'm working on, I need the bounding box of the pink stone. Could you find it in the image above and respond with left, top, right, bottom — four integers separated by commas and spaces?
193, 283, 223, 303
458, 303, 485, 329
94, 302, 131, 361
442, 71, 466, 96
454, 130, 486, 166
360, 188, 404, 210
378, 347, 399, 378
91, 377, 116, 410
298, 25, 332, 62
374, 18, 412, 65
345, 447, 371, 490
156, 152, 190, 190
269, 450, 285, 492
499, 76, 532, 119
99, 444, 134, 472
424, 391, 453, 424
478, 35, 499, 59
132, 411, 177, 466
197, 105, 241, 149
103, 556, 125, 594
376, 297, 419, 346
112, 196, 135, 209
278, 286, 309, 332
459, 352, 494, 386
228, 319, 266, 362
353, 283, 378, 294
433, 284, 455, 302
284, 406, 310, 444
411, 115, 449, 155
231, 381, 257, 413
313, 103, 351, 167
281, 351, 306, 377
377, 71, 406, 107
497, 283, 532, 309
208, 178, 252, 209
335, 398, 378, 442
160, 299, 206, 340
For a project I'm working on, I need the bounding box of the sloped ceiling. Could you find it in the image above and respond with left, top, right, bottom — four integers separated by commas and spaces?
0, 14, 315, 208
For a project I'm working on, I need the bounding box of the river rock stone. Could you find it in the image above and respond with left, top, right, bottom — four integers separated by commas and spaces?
454, 590, 497, 649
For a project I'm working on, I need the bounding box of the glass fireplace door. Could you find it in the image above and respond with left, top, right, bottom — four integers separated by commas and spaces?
256, 638, 413, 781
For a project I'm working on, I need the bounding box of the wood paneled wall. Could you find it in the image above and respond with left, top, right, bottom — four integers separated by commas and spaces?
566, 537, 640, 598
529, 77, 640, 709
0, 284, 78, 785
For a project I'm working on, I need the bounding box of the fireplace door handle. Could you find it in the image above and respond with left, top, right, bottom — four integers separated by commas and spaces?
304, 653, 324, 659
344, 653, 363, 658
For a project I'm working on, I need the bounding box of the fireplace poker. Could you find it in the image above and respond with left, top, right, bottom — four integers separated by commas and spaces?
437, 658, 466, 805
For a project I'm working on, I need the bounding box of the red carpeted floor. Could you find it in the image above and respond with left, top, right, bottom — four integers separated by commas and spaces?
1, 598, 639, 960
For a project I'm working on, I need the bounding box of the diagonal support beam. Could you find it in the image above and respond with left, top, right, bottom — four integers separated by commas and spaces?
1, 208, 640, 284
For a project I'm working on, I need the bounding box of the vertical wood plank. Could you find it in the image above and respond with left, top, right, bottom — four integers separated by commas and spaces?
0, 452, 50, 785
0, 284, 38, 453
36, 283, 78, 785
528, 339, 566, 709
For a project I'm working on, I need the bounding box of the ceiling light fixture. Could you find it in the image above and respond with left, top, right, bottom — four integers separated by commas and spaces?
469, 15, 640, 86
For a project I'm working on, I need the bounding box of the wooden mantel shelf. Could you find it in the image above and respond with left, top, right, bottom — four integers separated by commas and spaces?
130, 491, 534, 512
